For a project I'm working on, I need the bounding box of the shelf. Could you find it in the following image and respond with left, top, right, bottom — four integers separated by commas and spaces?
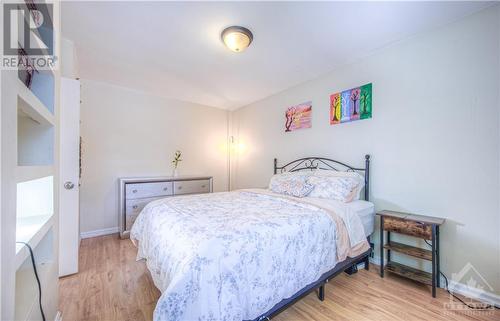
15, 215, 54, 270
16, 166, 54, 183
384, 241, 432, 261
17, 109, 54, 166
385, 261, 432, 286
28, 69, 55, 114
17, 176, 54, 218
17, 79, 55, 126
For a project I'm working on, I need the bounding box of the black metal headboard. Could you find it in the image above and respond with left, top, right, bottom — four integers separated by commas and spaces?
273, 155, 371, 201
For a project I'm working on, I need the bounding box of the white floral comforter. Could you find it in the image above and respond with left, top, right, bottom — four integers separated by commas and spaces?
130, 189, 368, 321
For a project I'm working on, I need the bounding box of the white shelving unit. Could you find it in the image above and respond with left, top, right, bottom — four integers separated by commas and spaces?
16, 165, 54, 183
15, 215, 54, 268
28, 69, 56, 115
15, 228, 57, 321
17, 76, 56, 168
17, 79, 55, 126
14, 81, 57, 321
0, 2, 61, 321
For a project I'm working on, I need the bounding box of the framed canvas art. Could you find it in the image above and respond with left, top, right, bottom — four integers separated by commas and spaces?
285, 101, 312, 132
330, 83, 372, 125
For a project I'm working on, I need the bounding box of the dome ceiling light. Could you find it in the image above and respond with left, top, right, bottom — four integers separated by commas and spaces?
221, 26, 253, 53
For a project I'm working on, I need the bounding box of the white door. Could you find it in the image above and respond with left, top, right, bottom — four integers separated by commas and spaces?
59, 77, 80, 277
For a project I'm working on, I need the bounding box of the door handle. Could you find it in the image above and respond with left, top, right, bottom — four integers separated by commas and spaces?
64, 181, 75, 190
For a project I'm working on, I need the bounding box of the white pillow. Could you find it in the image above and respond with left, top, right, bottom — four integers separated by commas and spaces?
307, 176, 360, 202
268, 172, 314, 197
310, 169, 365, 201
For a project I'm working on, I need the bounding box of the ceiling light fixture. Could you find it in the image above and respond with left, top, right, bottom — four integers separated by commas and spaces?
221, 26, 253, 53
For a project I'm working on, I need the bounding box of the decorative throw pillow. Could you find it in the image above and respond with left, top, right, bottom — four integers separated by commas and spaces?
307, 175, 360, 202
311, 170, 365, 201
268, 173, 314, 197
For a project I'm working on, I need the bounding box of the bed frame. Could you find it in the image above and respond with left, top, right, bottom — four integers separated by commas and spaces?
250, 155, 372, 321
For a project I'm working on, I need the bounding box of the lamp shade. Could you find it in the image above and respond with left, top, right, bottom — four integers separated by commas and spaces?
221, 26, 253, 52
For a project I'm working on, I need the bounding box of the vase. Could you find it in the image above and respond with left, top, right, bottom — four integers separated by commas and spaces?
172, 168, 179, 177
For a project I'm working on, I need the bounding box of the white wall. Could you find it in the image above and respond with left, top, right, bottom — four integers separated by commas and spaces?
60, 38, 80, 79
231, 7, 500, 296
498, 5, 500, 301
79, 79, 228, 234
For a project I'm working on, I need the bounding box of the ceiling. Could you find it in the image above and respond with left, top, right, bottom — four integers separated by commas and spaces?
62, 1, 492, 110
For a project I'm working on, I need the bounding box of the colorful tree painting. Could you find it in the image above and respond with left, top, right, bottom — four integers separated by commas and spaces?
350, 88, 361, 120
329, 83, 372, 125
360, 83, 372, 119
330, 93, 341, 125
341, 91, 351, 122
285, 107, 296, 132
284, 102, 312, 132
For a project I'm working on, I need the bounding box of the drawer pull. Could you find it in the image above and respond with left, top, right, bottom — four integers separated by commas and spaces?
178, 186, 182, 189
133, 205, 138, 209
201, 185, 206, 188
132, 189, 137, 193
163, 187, 168, 191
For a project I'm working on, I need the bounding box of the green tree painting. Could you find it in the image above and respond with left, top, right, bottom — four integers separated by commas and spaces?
359, 83, 372, 120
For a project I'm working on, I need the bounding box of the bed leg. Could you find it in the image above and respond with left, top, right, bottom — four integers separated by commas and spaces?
318, 284, 325, 301
364, 256, 370, 270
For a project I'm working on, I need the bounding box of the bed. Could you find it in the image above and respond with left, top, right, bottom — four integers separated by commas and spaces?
130, 155, 373, 321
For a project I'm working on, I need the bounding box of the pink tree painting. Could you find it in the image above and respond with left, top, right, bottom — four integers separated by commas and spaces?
285, 102, 312, 132
350, 88, 361, 120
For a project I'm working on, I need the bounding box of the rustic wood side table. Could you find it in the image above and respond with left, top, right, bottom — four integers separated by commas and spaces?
377, 210, 445, 297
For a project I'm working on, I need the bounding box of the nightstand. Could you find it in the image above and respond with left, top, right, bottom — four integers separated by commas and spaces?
377, 210, 445, 297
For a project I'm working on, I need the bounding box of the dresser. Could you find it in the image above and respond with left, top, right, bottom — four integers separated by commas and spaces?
119, 176, 213, 238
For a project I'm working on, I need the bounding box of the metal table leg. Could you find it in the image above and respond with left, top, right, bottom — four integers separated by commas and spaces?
436, 226, 440, 288
380, 216, 384, 277
431, 225, 437, 298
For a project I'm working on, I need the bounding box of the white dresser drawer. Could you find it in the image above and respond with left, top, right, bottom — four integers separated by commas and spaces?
126, 181, 173, 199
125, 197, 164, 230
174, 179, 210, 195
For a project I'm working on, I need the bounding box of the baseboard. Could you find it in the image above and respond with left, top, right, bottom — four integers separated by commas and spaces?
448, 280, 500, 308
80, 227, 119, 239
369, 256, 500, 308
54, 311, 62, 321
369, 255, 384, 266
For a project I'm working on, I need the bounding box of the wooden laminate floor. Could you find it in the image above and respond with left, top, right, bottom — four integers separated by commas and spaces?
59, 235, 499, 321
